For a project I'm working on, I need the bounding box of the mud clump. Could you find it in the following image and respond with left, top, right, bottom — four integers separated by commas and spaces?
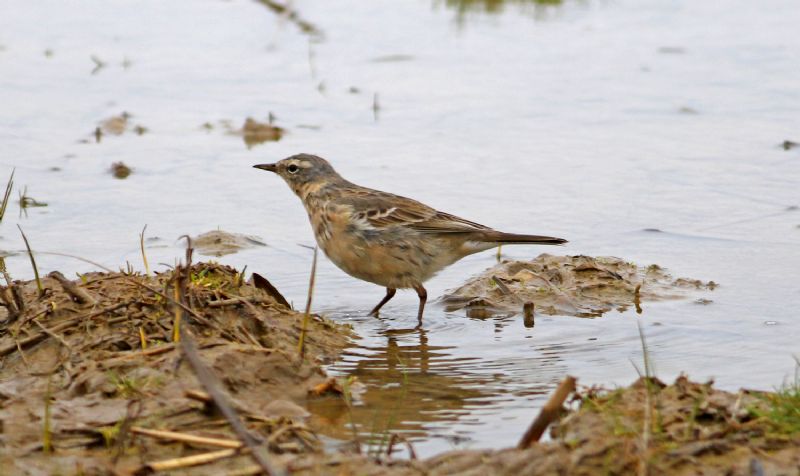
442, 254, 717, 317
110, 161, 132, 179
233, 117, 284, 148
90, 112, 148, 143
0, 262, 352, 474
191, 229, 267, 257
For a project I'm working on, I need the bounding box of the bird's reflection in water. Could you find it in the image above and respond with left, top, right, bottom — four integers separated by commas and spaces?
307, 311, 568, 453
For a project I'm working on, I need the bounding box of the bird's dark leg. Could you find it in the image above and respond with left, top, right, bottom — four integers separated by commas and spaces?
413, 284, 427, 323
368, 288, 396, 316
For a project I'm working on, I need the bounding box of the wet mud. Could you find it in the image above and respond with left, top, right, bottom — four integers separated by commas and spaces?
442, 254, 717, 318
289, 376, 799, 476
0, 261, 796, 475
191, 230, 268, 257
0, 263, 351, 474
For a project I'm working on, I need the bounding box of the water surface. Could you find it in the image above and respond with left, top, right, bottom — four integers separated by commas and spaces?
1, 0, 798, 456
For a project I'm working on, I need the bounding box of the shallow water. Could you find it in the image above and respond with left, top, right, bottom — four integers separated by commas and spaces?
1, 0, 799, 457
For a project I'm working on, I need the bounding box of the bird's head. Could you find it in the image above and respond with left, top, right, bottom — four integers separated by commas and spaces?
254, 154, 343, 198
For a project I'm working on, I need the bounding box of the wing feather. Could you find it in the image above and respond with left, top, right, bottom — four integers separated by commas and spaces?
339, 189, 491, 234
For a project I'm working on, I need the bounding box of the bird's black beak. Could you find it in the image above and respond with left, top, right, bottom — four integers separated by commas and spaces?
253, 163, 277, 173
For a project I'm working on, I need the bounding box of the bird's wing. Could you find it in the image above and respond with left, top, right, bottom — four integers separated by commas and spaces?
339, 189, 491, 234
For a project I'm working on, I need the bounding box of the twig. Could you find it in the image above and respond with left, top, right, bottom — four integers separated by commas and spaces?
48, 271, 98, 305
143, 448, 244, 472
386, 433, 417, 459
297, 247, 318, 357
523, 302, 535, 328
131, 426, 242, 449
634, 283, 643, 314
172, 277, 183, 343
637, 320, 653, 476
185, 388, 213, 403
178, 328, 285, 476
139, 326, 147, 349
17, 225, 43, 297
517, 376, 576, 448
0, 168, 14, 223
140, 224, 151, 277
254, 0, 323, 37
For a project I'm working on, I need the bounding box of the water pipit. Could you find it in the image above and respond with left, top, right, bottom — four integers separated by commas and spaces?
255, 154, 566, 322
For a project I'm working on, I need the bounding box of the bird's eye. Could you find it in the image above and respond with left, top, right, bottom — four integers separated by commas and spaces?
287, 164, 299, 174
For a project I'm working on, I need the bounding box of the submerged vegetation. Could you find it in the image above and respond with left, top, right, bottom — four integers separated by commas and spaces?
438, 0, 567, 23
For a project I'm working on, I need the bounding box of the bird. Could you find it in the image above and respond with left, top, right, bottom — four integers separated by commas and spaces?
254, 154, 566, 323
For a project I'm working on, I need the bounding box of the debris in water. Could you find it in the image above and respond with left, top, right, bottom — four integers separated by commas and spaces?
229, 117, 284, 149
110, 161, 132, 179
101, 112, 129, 135
90, 54, 106, 74
18, 186, 48, 210
91, 112, 148, 141
781, 140, 798, 150
191, 230, 266, 257
442, 254, 717, 317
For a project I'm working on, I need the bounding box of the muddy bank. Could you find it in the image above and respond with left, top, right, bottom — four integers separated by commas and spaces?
0, 262, 797, 475
286, 376, 800, 476
0, 262, 351, 474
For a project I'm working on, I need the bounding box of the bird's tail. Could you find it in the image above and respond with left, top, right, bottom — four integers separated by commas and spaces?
482, 231, 567, 245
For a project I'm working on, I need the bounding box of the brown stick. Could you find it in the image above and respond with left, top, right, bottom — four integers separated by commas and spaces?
131, 427, 242, 449
48, 271, 98, 305
386, 433, 417, 459
184, 389, 213, 403
523, 302, 535, 328
517, 376, 577, 448
144, 448, 244, 472
179, 329, 285, 476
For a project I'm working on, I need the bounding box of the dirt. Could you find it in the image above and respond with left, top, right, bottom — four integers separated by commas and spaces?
0, 259, 796, 475
441, 254, 717, 318
0, 262, 352, 475
276, 376, 799, 476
